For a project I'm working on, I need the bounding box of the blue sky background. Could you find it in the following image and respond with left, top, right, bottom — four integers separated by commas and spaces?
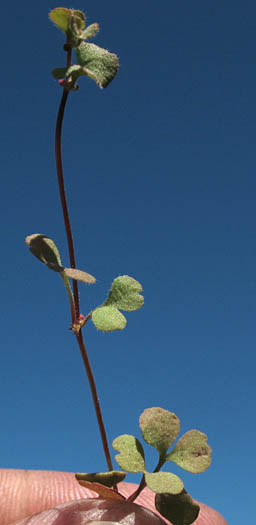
1, 1, 256, 523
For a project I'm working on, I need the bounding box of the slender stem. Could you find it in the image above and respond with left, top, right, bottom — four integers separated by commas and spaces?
127, 474, 146, 502
76, 330, 114, 472
54, 45, 114, 474
55, 49, 80, 320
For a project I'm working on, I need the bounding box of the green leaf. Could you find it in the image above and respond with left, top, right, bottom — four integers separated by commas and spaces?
92, 306, 126, 332
155, 490, 200, 525
105, 276, 144, 312
166, 430, 212, 473
26, 233, 96, 284
25, 234, 62, 272
76, 41, 119, 88
49, 8, 71, 33
112, 435, 145, 473
75, 471, 126, 488
49, 8, 85, 34
80, 23, 99, 41
145, 472, 183, 496
63, 268, 96, 285
91, 275, 143, 332
139, 407, 180, 454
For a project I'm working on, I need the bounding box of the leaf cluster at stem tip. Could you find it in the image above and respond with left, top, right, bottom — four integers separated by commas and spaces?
76, 407, 212, 525
49, 7, 119, 89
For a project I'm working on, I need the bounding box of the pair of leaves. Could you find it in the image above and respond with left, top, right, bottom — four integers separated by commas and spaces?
26, 234, 144, 334
50, 8, 119, 89
25, 234, 95, 285
92, 276, 144, 332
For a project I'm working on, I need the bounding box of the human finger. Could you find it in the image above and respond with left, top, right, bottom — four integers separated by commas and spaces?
0, 469, 226, 525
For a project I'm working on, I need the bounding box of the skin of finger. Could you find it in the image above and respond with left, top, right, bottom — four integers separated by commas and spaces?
0, 470, 227, 525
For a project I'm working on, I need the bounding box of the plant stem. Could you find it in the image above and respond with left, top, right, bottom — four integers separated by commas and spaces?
76, 331, 114, 472
127, 474, 146, 503
127, 455, 166, 503
55, 45, 114, 473
55, 80, 80, 320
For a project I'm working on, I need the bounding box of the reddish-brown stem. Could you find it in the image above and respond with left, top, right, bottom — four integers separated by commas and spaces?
127, 475, 146, 503
55, 48, 80, 320
127, 455, 166, 503
54, 45, 114, 475
76, 331, 114, 472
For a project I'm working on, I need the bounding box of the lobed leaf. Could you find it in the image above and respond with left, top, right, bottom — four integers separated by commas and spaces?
145, 472, 183, 496
155, 490, 200, 525
112, 434, 145, 473
91, 276, 144, 332
76, 41, 119, 88
75, 471, 126, 488
139, 407, 180, 454
105, 276, 144, 312
92, 306, 126, 332
166, 430, 212, 473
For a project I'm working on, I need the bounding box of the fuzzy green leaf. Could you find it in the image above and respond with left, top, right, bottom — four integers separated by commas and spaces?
166, 430, 212, 473
145, 472, 183, 496
92, 306, 126, 332
75, 471, 126, 488
25, 234, 62, 272
139, 407, 180, 454
105, 276, 144, 312
26, 234, 96, 284
80, 23, 99, 41
112, 435, 145, 473
63, 267, 96, 285
91, 276, 144, 332
49, 7, 71, 32
155, 490, 200, 525
76, 42, 119, 88
49, 8, 85, 34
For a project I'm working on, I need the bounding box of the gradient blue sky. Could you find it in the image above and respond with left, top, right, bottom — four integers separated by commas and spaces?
1, 1, 256, 523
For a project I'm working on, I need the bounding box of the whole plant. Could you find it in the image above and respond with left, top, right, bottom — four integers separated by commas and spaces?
25, 7, 212, 524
